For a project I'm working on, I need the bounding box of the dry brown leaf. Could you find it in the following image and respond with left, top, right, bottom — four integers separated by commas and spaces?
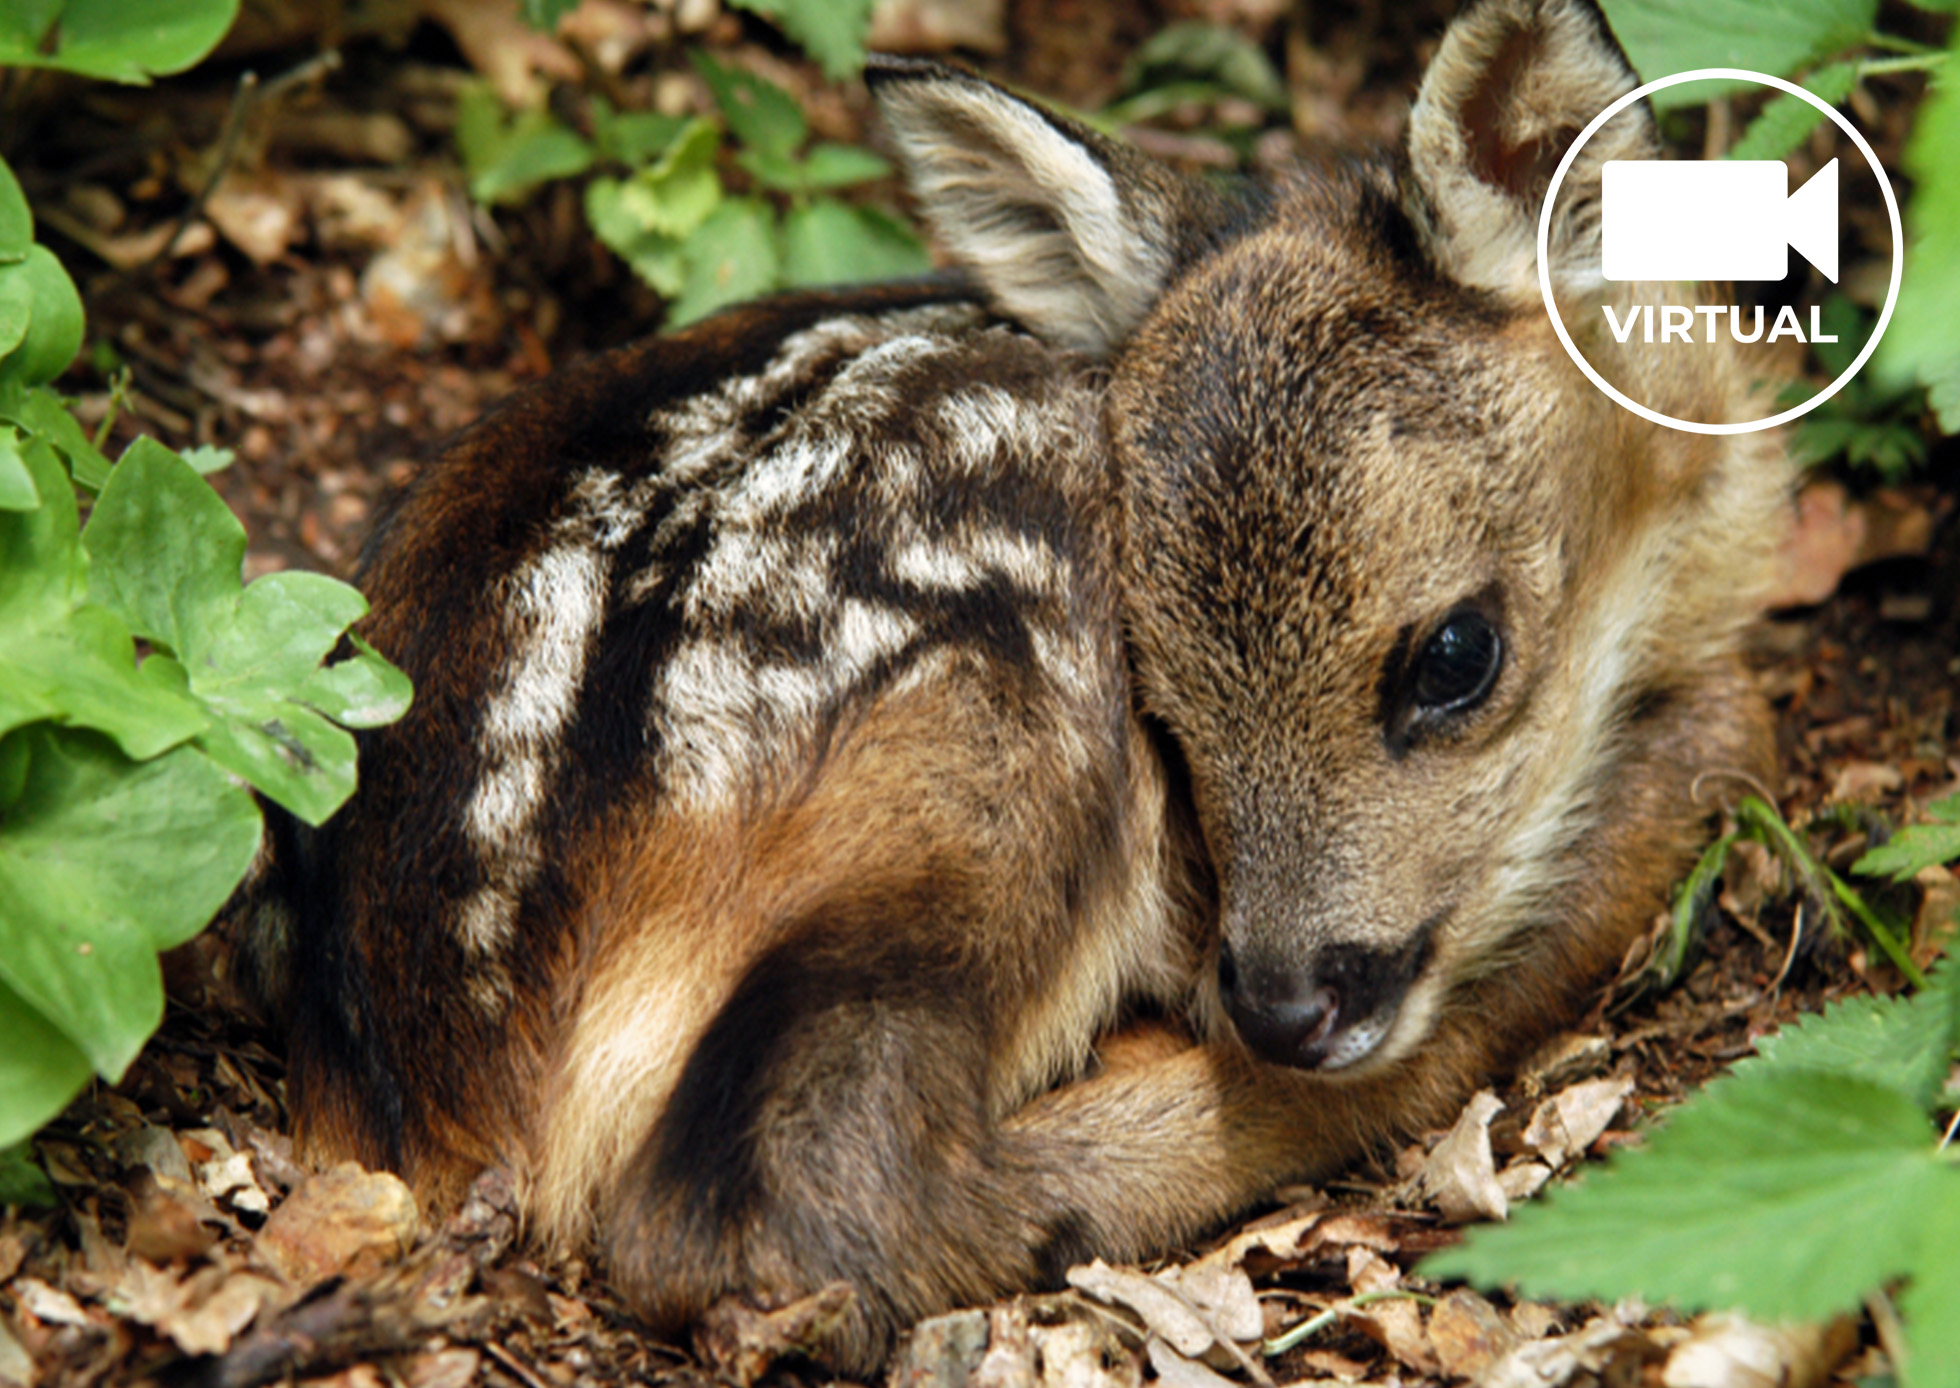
1067, 1260, 1215, 1357
1498, 1160, 1552, 1204
402, 1347, 483, 1388
154, 1268, 283, 1357
123, 1176, 218, 1265
1661, 1312, 1855, 1388
1146, 1337, 1238, 1388
1419, 1090, 1508, 1223
418, 0, 580, 105
694, 1282, 854, 1388
0, 1314, 32, 1387
1831, 761, 1906, 804
204, 172, 303, 265
1343, 1249, 1435, 1375
1153, 1261, 1263, 1344
1030, 1318, 1141, 1388
1482, 1306, 1663, 1388
1771, 482, 1936, 609
1522, 1076, 1634, 1169
13, 1277, 90, 1328
870, 0, 1009, 54
892, 1308, 991, 1388
1427, 1289, 1521, 1380
253, 1161, 420, 1286
974, 1304, 1038, 1388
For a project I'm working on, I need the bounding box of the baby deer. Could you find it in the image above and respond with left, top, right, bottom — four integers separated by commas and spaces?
237, 0, 1787, 1368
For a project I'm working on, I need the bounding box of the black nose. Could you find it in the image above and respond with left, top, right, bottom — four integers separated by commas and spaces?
1217, 941, 1342, 1069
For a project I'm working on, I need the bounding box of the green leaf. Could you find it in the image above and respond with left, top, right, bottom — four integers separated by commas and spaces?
297, 632, 414, 729
0, 158, 33, 261
584, 179, 688, 296
1727, 61, 1861, 162
0, 726, 259, 1081
0, 247, 85, 388
781, 198, 930, 289
1855, 796, 1960, 881
692, 50, 807, 161
1899, 1192, 1960, 1388
1119, 22, 1289, 112
0, 384, 112, 490
671, 197, 780, 328
0, 426, 36, 510
518, 0, 578, 31
1739, 979, 1956, 1109
741, 142, 893, 193
456, 84, 595, 207
1600, 0, 1877, 108
594, 106, 689, 167
1425, 1068, 1950, 1324
0, 437, 208, 757
1877, 23, 1960, 427
0, 1140, 57, 1208
179, 444, 233, 474
82, 441, 409, 824
0, 975, 93, 1152
726, 0, 876, 80
0, 0, 240, 84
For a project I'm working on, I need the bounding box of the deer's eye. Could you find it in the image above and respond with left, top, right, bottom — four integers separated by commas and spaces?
1411, 611, 1502, 714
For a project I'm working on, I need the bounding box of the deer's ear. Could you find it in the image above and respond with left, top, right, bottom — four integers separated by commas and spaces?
868, 57, 1228, 355
1404, 0, 1658, 303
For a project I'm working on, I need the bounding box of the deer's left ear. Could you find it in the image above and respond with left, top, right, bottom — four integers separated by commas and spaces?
1404, 0, 1658, 304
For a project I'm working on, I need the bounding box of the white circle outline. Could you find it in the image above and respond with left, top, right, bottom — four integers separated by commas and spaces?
1536, 67, 1904, 436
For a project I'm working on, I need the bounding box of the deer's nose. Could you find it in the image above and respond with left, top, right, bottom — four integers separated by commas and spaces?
1218, 941, 1343, 1068
1216, 931, 1432, 1072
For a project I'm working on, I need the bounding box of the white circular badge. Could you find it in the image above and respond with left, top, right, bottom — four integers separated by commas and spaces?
1536, 67, 1903, 436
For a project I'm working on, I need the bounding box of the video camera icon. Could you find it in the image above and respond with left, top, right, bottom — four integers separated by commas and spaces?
1601, 159, 1839, 283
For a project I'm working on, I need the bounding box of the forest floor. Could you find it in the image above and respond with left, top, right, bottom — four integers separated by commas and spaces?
0, 0, 1955, 1385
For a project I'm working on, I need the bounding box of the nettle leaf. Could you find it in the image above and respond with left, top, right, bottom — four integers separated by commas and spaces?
1727, 61, 1861, 162
782, 198, 930, 289
0, 973, 93, 1151
726, 0, 876, 80
0, 437, 206, 757
0, 246, 85, 389
456, 84, 595, 207
1855, 795, 1960, 881
1740, 977, 1957, 1109
0, 0, 240, 84
82, 440, 410, 825
1600, 0, 1876, 109
1425, 1068, 1950, 1324
0, 726, 259, 1084
671, 197, 779, 327
693, 50, 807, 160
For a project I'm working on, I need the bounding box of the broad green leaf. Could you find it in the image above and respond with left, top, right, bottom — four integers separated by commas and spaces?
0, 426, 35, 510
595, 106, 689, 167
0, 247, 85, 388
0, 726, 259, 1080
1425, 1069, 1948, 1323
693, 50, 806, 160
0, 976, 93, 1151
0, 437, 207, 757
1878, 23, 1960, 432
1899, 1191, 1960, 1388
0, 384, 112, 489
1120, 22, 1288, 111
0, 1139, 57, 1208
456, 84, 595, 207
585, 180, 688, 296
83, 442, 409, 824
1741, 981, 1956, 1109
671, 197, 779, 327
1600, 0, 1877, 108
0, 155, 34, 262
1727, 61, 1861, 162
782, 198, 930, 289
741, 142, 892, 193
298, 632, 414, 729
726, 0, 876, 80
0, 273, 31, 360
0, 0, 240, 83
1855, 796, 1960, 881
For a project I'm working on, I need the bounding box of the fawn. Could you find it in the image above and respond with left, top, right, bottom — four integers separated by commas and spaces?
237, 0, 1788, 1368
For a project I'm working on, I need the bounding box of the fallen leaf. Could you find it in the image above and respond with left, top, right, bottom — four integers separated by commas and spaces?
1523, 1076, 1634, 1169
253, 1162, 420, 1285
0, 1315, 31, 1385
1771, 482, 1936, 609
1427, 1289, 1521, 1379
974, 1303, 1038, 1388
694, 1283, 854, 1388
1420, 1090, 1508, 1223
892, 1308, 991, 1388
403, 1347, 483, 1388
1344, 1249, 1435, 1374
1497, 1159, 1553, 1204
13, 1277, 90, 1328
1146, 1337, 1238, 1388
1831, 761, 1905, 804
1482, 1306, 1662, 1388
1067, 1260, 1214, 1357
1028, 1317, 1140, 1388
1660, 1312, 1855, 1388
124, 1174, 218, 1265
1153, 1260, 1263, 1343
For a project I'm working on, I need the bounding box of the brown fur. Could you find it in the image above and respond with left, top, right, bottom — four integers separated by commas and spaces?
234, 0, 1789, 1371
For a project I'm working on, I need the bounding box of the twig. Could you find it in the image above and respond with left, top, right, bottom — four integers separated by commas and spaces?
1864, 1289, 1909, 1382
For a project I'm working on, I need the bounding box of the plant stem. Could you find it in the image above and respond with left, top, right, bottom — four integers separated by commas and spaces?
1827, 871, 1928, 989
1262, 1291, 1437, 1357
1865, 30, 1941, 56
1859, 53, 1948, 77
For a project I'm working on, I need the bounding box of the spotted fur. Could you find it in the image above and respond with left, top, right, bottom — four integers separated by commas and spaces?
234, 0, 1789, 1370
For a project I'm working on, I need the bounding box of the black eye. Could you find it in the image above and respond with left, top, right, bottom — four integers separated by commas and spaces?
1411, 610, 1502, 713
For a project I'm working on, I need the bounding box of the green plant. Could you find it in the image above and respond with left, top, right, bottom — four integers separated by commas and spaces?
1433, 794, 1960, 1385
1601, 0, 1959, 452
0, 0, 240, 86
0, 0, 410, 1168
457, 50, 928, 328
1783, 295, 1930, 481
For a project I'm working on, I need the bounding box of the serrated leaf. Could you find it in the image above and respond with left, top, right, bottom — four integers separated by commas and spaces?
670, 197, 779, 327
0, 437, 207, 757
1727, 61, 1861, 162
0, 726, 259, 1081
1740, 980, 1956, 1109
726, 0, 876, 80
456, 84, 594, 207
82, 442, 409, 824
0, 426, 35, 510
0, 0, 240, 84
1600, 0, 1877, 109
1425, 1069, 1949, 1324
692, 50, 806, 161
781, 198, 930, 289
1876, 22, 1960, 401
1855, 796, 1960, 881
0, 975, 93, 1151
1898, 1191, 1960, 1388
0, 246, 85, 388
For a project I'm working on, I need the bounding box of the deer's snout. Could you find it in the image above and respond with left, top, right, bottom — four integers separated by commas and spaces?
1217, 925, 1437, 1072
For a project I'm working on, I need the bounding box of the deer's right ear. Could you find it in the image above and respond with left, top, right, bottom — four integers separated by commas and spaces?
868, 57, 1221, 356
